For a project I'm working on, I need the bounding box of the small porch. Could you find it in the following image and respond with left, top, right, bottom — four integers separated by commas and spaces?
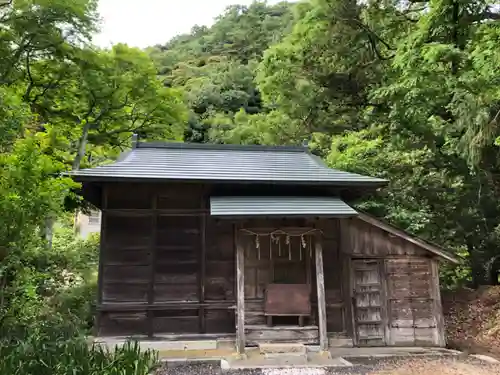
213, 196, 358, 354
234, 225, 329, 352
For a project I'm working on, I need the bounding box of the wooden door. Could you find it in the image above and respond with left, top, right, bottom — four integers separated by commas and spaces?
351, 259, 387, 346
386, 258, 440, 346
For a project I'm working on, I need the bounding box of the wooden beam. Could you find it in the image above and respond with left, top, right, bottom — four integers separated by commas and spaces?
314, 236, 328, 351
97, 301, 236, 311
236, 231, 246, 354
430, 259, 446, 347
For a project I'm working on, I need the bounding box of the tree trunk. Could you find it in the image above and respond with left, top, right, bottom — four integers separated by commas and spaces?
469, 242, 487, 288
44, 216, 54, 249
72, 121, 91, 171
70, 121, 92, 239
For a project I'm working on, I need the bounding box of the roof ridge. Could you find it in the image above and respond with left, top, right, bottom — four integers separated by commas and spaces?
136, 141, 308, 152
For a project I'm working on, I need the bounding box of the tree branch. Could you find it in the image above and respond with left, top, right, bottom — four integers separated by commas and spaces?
338, 17, 395, 60
350, 18, 394, 51
481, 11, 500, 20
0, 0, 12, 6
465, 10, 500, 23
23, 52, 35, 101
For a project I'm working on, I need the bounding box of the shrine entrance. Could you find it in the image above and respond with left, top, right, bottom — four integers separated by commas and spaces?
236, 227, 328, 351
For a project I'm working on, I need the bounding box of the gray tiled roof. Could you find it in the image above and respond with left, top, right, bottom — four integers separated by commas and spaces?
71, 142, 387, 185
210, 196, 358, 216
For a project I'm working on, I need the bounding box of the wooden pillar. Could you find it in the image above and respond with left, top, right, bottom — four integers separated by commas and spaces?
315, 236, 328, 351
430, 259, 446, 347
236, 233, 246, 354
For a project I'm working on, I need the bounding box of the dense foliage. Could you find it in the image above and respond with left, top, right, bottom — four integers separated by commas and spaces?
147, 1, 294, 142
150, 0, 500, 287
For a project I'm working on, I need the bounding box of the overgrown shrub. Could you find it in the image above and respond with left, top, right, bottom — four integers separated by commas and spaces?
0, 229, 158, 375
0, 134, 158, 375
440, 248, 472, 290
48, 228, 99, 329
54, 278, 98, 330
0, 335, 159, 375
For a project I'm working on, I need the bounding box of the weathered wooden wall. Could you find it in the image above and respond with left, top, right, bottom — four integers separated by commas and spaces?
98, 194, 351, 339
96, 182, 445, 346
98, 182, 235, 337
341, 217, 445, 347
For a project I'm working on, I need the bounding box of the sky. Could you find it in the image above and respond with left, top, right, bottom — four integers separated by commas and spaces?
95, 0, 282, 48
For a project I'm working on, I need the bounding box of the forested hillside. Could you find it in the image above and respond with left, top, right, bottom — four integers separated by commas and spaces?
147, 1, 295, 143
149, 0, 500, 287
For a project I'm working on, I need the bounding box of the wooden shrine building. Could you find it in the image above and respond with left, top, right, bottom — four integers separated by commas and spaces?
73, 140, 459, 351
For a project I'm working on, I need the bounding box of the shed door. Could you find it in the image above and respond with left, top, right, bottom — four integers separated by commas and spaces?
386, 259, 438, 346
352, 259, 387, 346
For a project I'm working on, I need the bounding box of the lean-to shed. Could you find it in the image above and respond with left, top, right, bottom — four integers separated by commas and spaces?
72, 140, 459, 352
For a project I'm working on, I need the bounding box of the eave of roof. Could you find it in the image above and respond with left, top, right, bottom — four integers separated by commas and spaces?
210, 196, 358, 217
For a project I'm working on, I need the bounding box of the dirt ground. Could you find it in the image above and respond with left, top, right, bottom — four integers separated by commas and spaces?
443, 286, 500, 358
368, 357, 500, 375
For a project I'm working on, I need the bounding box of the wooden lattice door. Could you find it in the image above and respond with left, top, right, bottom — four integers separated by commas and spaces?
352, 259, 387, 346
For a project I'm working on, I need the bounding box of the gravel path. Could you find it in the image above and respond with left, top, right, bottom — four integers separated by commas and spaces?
157, 364, 374, 375
156, 356, 500, 375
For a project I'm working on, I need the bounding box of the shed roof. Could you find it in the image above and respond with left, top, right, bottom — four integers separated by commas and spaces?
71, 142, 387, 186
210, 196, 357, 217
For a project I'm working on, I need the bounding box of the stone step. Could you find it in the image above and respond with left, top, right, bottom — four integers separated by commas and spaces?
259, 343, 307, 356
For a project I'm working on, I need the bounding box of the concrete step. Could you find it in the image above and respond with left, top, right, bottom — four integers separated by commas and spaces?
259, 343, 307, 357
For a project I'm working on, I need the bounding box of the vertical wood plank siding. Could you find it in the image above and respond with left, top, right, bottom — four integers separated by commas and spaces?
147, 190, 157, 336
199, 189, 207, 333
341, 217, 446, 347
98, 183, 235, 336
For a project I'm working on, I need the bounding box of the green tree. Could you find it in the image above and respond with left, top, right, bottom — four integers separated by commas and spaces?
23, 44, 187, 170
206, 109, 304, 145
256, 0, 401, 134
0, 0, 98, 85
